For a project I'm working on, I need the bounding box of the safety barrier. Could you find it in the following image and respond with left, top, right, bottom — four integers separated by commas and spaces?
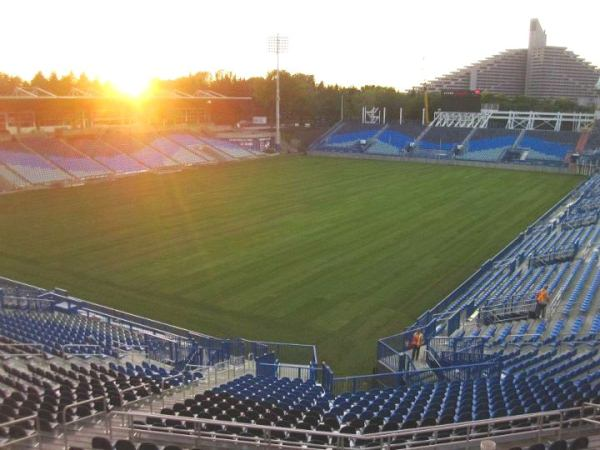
255, 362, 317, 382
0, 293, 55, 312
428, 336, 490, 366
233, 338, 318, 365
99, 402, 600, 450
59, 365, 213, 448
0, 414, 39, 449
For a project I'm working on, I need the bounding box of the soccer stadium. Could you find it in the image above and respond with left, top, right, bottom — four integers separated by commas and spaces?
2, 3, 600, 450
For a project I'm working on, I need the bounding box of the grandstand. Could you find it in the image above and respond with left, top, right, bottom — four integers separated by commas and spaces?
519, 130, 581, 162
0, 140, 72, 185
99, 132, 179, 169
65, 136, 148, 175
0, 130, 270, 193
312, 113, 600, 169
3, 169, 600, 448
20, 136, 111, 179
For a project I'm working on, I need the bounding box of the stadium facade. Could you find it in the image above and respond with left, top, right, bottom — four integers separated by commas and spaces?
425, 19, 600, 106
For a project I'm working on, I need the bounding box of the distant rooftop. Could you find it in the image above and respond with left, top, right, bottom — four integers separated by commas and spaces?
420, 19, 599, 106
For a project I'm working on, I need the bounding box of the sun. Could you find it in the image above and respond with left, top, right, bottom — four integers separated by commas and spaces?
111, 74, 151, 97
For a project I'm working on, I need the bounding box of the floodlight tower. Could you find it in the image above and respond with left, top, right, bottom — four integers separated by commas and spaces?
268, 34, 288, 152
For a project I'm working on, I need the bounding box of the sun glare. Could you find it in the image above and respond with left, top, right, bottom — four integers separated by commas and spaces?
111, 74, 151, 97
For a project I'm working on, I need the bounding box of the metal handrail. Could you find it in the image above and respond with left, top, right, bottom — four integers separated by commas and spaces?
59, 363, 226, 449
62, 395, 108, 448
425, 348, 441, 368
505, 333, 543, 338
60, 343, 110, 358
240, 338, 318, 364
109, 403, 600, 449
159, 366, 206, 390
61, 364, 209, 432
0, 414, 40, 449
184, 361, 235, 385
1, 295, 56, 306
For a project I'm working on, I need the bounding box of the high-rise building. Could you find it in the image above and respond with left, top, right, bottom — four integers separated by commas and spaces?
425, 19, 599, 106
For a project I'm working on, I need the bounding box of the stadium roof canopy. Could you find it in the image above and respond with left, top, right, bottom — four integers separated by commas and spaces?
0, 88, 253, 128
0, 87, 251, 101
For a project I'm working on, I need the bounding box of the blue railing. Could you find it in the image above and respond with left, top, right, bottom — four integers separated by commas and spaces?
0, 290, 56, 312
428, 336, 488, 366
255, 361, 320, 382
377, 340, 410, 372
233, 338, 317, 365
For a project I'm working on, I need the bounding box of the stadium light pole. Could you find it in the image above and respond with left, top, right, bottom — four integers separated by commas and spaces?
268, 34, 288, 152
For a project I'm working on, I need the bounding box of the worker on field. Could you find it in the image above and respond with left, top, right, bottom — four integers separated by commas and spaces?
535, 285, 550, 319
411, 329, 425, 361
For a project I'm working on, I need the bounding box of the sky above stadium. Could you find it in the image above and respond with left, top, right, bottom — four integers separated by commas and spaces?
2, 0, 599, 94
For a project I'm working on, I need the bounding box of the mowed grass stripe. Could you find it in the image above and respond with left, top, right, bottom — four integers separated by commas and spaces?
0, 156, 581, 373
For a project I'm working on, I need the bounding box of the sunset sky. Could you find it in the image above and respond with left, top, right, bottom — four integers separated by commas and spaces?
2, 0, 598, 94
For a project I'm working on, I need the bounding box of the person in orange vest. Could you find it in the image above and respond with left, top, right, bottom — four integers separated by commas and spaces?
535, 285, 550, 319
411, 329, 425, 361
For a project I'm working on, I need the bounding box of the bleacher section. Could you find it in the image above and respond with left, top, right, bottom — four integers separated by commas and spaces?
139, 134, 207, 165
198, 137, 257, 159
519, 130, 580, 161
0, 280, 218, 449
100, 132, 178, 169
21, 136, 110, 178
0, 311, 147, 358
66, 136, 148, 174
0, 130, 267, 192
313, 121, 590, 168
459, 128, 521, 162
314, 122, 429, 156
165, 133, 221, 162
377, 123, 424, 150
316, 122, 383, 153
0, 140, 71, 184
120, 371, 592, 446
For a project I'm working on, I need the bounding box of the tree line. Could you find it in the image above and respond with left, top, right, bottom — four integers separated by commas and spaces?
0, 70, 593, 126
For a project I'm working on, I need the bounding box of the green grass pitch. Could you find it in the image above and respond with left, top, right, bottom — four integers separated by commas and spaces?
0, 156, 582, 374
